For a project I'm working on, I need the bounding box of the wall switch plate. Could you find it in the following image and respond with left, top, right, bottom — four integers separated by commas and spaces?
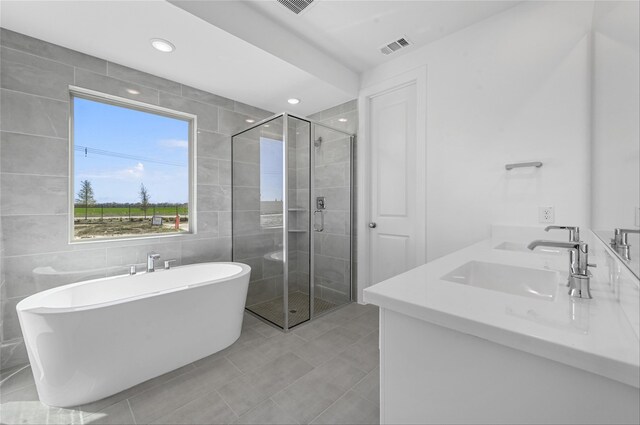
635, 207, 640, 227
538, 206, 555, 224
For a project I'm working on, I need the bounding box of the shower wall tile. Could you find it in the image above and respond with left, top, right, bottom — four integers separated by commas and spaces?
107, 62, 181, 95
232, 162, 260, 187
0, 174, 68, 216
0, 28, 107, 74
232, 211, 261, 236
315, 163, 346, 188
233, 187, 260, 211
0, 132, 68, 176
182, 84, 234, 110
74, 68, 159, 105
233, 101, 273, 120
0, 89, 68, 138
197, 211, 219, 236
159, 92, 219, 132
181, 237, 231, 265
232, 137, 260, 164
1, 46, 74, 101
218, 109, 259, 136
197, 159, 219, 185
197, 131, 230, 160
234, 233, 281, 260
0, 30, 273, 371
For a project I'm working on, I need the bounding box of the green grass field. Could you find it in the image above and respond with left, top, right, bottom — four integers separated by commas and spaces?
74, 206, 188, 218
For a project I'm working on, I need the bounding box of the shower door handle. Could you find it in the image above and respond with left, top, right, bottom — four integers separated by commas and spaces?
314, 210, 324, 232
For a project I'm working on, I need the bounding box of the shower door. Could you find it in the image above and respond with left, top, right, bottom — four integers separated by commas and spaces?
232, 114, 312, 329
311, 124, 353, 315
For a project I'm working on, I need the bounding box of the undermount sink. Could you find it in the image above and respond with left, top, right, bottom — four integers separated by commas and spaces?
441, 261, 558, 301
494, 241, 562, 256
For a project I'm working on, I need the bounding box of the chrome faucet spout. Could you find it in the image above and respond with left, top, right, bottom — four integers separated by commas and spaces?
544, 225, 580, 242
147, 252, 161, 273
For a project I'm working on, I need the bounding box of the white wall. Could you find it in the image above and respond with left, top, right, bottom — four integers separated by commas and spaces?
591, 1, 640, 231
360, 1, 593, 262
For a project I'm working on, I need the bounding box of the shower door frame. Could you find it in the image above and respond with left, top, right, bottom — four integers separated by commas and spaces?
231, 112, 355, 332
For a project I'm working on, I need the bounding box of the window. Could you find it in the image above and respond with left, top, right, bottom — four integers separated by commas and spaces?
260, 137, 283, 228
70, 88, 195, 241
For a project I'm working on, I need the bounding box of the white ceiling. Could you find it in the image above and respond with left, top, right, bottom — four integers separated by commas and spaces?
1, 0, 521, 115
243, 0, 521, 73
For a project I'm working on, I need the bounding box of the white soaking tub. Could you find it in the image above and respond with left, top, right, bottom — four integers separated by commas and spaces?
16, 262, 251, 407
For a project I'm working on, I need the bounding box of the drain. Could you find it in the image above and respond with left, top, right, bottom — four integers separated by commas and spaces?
289, 309, 298, 314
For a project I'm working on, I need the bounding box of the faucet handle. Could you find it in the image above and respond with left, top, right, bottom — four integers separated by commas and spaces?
164, 260, 177, 270
129, 265, 137, 275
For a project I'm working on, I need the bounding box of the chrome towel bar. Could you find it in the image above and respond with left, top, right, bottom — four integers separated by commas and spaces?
505, 161, 543, 170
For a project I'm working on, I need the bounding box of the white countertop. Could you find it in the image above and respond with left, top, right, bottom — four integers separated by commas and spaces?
363, 229, 640, 388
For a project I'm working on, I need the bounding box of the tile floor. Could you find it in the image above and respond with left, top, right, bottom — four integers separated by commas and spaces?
247, 292, 338, 328
0, 303, 380, 425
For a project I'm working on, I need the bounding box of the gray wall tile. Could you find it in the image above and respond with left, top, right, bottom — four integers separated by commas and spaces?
197, 130, 230, 160
1, 215, 69, 256
0, 28, 107, 74
181, 237, 231, 265
159, 92, 219, 132
74, 68, 159, 105
182, 84, 234, 110
107, 62, 181, 95
0, 174, 68, 216
0, 132, 68, 176
1, 47, 74, 101
0, 89, 68, 138
233, 101, 273, 120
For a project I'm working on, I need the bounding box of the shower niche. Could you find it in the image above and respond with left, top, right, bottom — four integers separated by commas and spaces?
231, 113, 354, 330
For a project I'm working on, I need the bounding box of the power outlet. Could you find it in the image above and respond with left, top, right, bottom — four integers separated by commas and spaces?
635, 207, 640, 227
538, 206, 555, 224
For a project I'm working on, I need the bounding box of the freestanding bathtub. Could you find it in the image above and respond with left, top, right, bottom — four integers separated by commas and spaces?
16, 262, 251, 407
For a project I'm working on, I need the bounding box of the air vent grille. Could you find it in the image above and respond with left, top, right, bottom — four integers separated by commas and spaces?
277, 0, 314, 15
380, 37, 411, 55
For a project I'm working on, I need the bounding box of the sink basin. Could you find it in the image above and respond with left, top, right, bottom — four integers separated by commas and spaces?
494, 241, 562, 256
441, 261, 558, 301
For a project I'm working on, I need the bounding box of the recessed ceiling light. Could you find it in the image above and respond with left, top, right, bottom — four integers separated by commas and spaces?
246, 119, 255, 123
287, 98, 300, 105
126, 89, 140, 95
338, 118, 348, 122
264, 124, 270, 128
150, 38, 175, 53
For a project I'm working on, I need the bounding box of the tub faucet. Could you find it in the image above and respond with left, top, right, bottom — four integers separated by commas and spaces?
147, 252, 161, 273
610, 228, 640, 261
528, 240, 595, 299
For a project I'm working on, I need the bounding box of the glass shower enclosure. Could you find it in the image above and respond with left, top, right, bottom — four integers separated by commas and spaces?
231, 113, 353, 330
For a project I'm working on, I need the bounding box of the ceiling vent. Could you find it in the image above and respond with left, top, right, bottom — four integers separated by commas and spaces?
277, 0, 315, 15
380, 37, 411, 55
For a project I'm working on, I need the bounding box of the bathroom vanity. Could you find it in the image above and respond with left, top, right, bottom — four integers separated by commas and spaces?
364, 227, 640, 424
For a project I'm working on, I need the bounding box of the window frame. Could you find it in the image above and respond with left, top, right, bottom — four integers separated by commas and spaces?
68, 86, 197, 244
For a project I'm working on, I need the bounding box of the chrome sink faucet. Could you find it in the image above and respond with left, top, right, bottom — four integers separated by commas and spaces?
545, 225, 580, 242
528, 240, 595, 299
610, 228, 640, 261
147, 252, 161, 272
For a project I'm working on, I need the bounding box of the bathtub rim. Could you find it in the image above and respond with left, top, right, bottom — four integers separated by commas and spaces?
16, 262, 251, 315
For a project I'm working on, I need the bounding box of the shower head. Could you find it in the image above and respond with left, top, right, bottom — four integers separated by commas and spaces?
314, 137, 322, 148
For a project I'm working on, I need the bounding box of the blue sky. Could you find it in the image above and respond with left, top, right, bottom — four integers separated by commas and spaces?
74, 97, 189, 204
260, 137, 283, 202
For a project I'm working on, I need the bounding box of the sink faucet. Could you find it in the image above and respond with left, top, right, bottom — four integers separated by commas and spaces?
610, 228, 640, 261
528, 240, 595, 299
147, 252, 161, 272
545, 225, 580, 242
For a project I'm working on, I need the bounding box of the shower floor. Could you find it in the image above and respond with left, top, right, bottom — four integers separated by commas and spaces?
248, 291, 338, 328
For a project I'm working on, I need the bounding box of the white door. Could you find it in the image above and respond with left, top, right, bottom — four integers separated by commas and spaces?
369, 83, 419, 284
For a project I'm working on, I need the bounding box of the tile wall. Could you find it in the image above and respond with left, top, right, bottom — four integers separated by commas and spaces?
0, 28, 273, 370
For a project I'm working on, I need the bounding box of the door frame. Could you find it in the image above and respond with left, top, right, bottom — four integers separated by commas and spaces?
357, 66, 427, 302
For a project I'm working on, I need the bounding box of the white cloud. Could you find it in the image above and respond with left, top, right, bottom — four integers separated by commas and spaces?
78, 162, 144, 180
159, 139, 188, 149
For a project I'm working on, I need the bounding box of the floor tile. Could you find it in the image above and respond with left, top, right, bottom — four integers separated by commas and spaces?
234, 399, 298, 425
152, 390, 237, 424
0, 364, 34, 395
293, 327, 361, 366
310, 391, 379, 425
128, 358, 240, 423
83, 400, 136, 425
352, 367, 380, 406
